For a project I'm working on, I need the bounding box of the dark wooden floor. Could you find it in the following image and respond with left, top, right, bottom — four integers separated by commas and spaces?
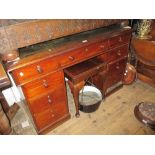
11, 80, 155, 135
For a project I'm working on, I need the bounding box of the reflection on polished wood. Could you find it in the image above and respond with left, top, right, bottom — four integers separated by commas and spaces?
131, 34, 155, 87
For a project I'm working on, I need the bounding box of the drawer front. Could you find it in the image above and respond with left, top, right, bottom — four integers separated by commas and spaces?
107, 45, 128, 62
95, 52, 108, 62
11, 57, 60, 85
109, 33, 131, 48
22, 71, 64, 99
33, 108, 56, 131
95, 45, 128, 64
83, 40, 109, 58
27, 83, 69, 131
106, 58, 127, 88
59, 40, 108, 67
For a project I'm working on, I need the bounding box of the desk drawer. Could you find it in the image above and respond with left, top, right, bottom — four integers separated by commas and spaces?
59, 40, 108, 67
106, 58, 127, 88
33, 99, 69, 132
27, 80, 69, 131
28, 87, 67, 114
83, 40, 109, 58
107, 45, 128, 62
22, 71, 64, 99
11, 57, 60, 85
109, 33, 131, 48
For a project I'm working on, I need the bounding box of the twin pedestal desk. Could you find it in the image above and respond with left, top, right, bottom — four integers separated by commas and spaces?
7, 26, 132, 134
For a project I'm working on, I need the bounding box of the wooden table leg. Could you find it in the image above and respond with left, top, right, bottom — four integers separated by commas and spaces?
68, 80, 85, 117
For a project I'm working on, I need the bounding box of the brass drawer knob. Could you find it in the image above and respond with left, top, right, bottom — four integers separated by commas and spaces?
19, 72, 24, 77
96, 66, 100, 70
85, 48, 88, 52
36, 65, 43, 73
43, 80, 48, 88
100, 45, 105, 49
68, 56, 75, 61
119, 37, 122, 42
117, 50, 121, 56
47, 95, 52, 103
116, 66, 120, 69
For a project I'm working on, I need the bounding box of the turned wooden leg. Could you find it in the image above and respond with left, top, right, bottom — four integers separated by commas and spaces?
68, 80, 85, 117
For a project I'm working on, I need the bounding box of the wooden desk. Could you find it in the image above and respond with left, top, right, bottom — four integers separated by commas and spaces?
0, 19, 130, 134
5, 24, 131, 134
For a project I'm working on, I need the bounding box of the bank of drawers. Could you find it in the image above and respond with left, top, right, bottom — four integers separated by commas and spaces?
21, 70, 70, 133
104, 44, 129, 90
92, 43, 129, 95
109, 32, 131, 48
26, 81, 69, 131
105, 58, 127, 89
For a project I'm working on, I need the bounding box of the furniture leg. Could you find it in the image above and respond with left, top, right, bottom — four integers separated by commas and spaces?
68, 80, 85, 117
100, 69, 108, 97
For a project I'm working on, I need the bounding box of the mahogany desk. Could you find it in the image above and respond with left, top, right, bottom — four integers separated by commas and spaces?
1, 20, 131, 134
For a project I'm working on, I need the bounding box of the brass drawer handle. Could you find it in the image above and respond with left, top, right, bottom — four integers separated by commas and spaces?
43, 80, 48, 88
47, 95, 52, 103
68, 56, 75, 61
36, 65, 43, 73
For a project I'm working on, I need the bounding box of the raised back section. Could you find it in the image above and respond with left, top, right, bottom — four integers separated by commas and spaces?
0, 19, 127, 56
